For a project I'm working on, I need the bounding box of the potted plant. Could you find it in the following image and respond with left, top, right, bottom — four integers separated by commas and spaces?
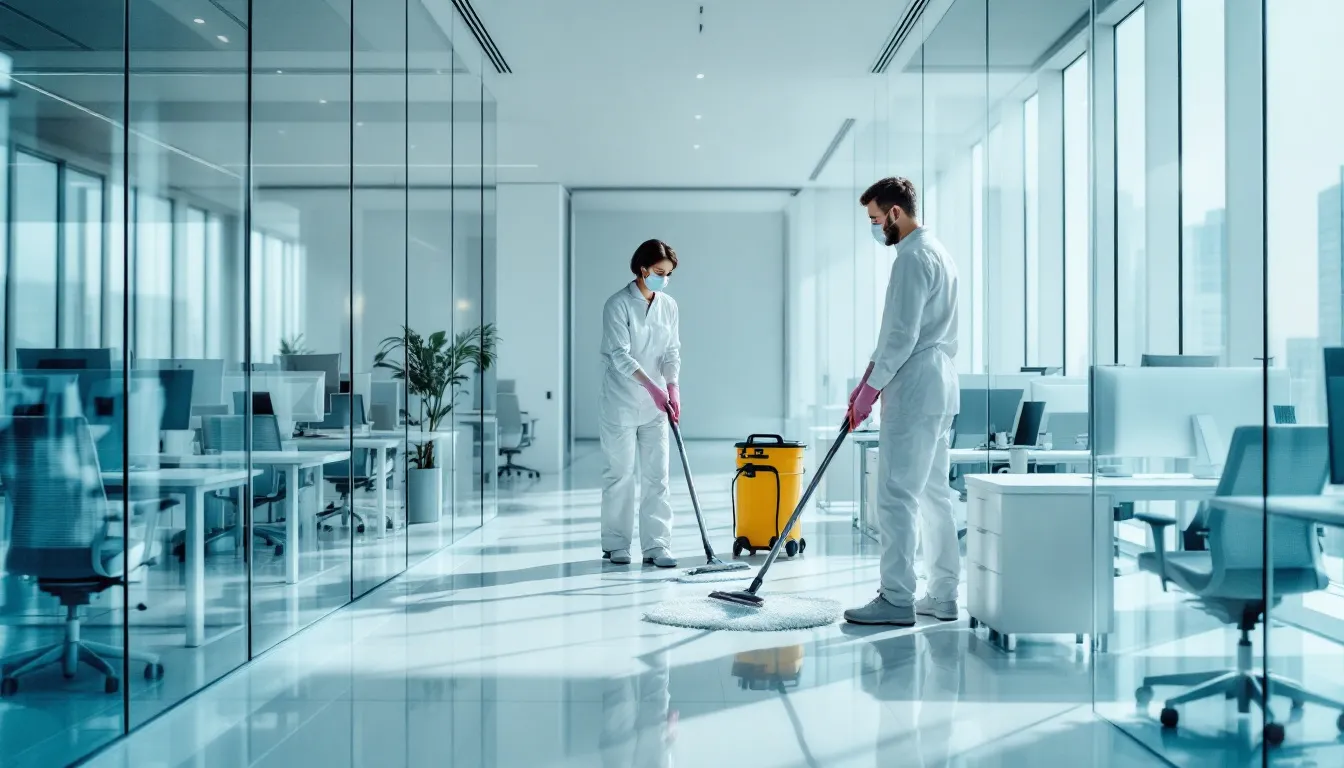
279, 334, 312, 355
374, 324, 498, 523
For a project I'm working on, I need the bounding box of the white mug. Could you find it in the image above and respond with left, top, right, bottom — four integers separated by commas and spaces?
994, 432, 1010, 449
1009, 446, 1029, 474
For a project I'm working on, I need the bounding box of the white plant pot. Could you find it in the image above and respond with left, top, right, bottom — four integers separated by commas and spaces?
407, 466, 443, 524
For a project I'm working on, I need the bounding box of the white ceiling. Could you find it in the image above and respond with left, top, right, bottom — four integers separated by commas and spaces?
1, 0, 1092, 203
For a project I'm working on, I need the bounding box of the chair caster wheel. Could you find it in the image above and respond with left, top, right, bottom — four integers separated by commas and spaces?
1336, 712, 1344, 733
356, 524, 366, 534
1160, 708, 1179, 729
1264, 722, 1285, 746
144, 663, 165, 680
1136, 686, 1154, 706
784, 540, 799, 557
274, 545, 284, 556
1, 677, 18, 696
105, 676, 120, 694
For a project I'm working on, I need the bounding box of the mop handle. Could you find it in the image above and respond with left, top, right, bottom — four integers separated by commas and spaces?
747, 417, 851, 594
668, 411, 716, 561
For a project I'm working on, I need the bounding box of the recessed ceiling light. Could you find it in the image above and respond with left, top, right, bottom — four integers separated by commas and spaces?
216, 35, 228, 43
696, 73, 705, 79
693, 144, 701, 150
319, 99, 327, 104
193, 18, 205, 24
694, 114, 702, 120
278, 129, 286, 135
276, 69, 283, 74
356, 122, 364, 127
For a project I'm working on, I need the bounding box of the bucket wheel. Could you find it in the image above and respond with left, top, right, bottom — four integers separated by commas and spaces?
799, 538, 807, 554
784, 540, 800, 558
732, 537, 750, 558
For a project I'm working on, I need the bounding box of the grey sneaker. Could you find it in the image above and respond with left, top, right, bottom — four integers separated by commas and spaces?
914, 595, 959, 622
642, 548, 678, 568
604, 549, 632, 565
844, 594, 916, 626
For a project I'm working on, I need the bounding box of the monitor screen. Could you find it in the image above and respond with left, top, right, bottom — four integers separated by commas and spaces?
1326, 348, 1344, 485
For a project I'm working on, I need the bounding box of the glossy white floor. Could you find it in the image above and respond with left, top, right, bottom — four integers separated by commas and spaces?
54, 439, 1184, 768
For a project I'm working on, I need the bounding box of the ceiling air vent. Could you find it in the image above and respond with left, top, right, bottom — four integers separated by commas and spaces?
452, 0, 512, 74
870, 0, 932, 74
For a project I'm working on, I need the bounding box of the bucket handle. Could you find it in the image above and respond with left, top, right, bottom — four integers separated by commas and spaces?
743, 434, 785, 447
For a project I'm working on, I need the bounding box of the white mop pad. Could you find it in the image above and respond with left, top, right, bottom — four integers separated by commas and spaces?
643, 595, 840, 631
669, 568, 757, 584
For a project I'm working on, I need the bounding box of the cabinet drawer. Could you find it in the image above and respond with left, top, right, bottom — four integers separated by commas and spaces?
967, 563, 1002, 622
966, 528, 1002, 573
966, 491, 1003, 535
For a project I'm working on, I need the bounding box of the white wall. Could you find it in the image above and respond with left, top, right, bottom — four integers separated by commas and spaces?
497, 183, 567, 472
572, 197, 787, 440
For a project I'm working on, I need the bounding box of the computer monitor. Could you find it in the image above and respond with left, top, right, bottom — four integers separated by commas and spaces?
1013, 401, 1047, 447
314, 393, 369, 430
137, 358, 224, 407
233, 391, 276, 416
1029, 377, 1090, 415
370, 380, 404, 426
1019, 367, 1062, 375
1092, 366, 1290, 462
84, 376, 162, 469
16, 347, 113, 371
953, 388, 1024, 449
129, 369, 193, 431
224, 372, 324, 436
279, 354, 340, 407
1140, 354, 1220, 368
1041, 411, 1089, 449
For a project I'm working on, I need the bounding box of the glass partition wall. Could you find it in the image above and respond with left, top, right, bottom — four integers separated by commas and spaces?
0, 2, 494, 764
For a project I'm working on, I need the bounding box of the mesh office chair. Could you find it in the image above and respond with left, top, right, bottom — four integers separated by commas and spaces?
496, 391, 539, 479
1135, 425, 1344, 743
0, 417, 171, 696
198, 415, 292, 556
313, 395, 394, 533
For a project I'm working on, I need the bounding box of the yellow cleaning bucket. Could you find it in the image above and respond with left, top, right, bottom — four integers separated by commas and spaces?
732, 434, 806, 558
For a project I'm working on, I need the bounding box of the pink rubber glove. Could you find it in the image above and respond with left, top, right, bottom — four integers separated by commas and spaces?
641, 378, 670, 413
849, 363, 875, 407
849, 382, 880, 430
667, 383, 681, 423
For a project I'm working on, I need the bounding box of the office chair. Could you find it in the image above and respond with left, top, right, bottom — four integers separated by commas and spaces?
496, 391, 540, 479
196, 415, 292, 556
1134, 425, 1344, 744
316, 449, 395, 534
0, 417, 171, 696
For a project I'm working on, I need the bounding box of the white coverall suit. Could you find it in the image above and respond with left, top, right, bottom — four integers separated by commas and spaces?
599, 281, 681, 555
869, 227, 961, 608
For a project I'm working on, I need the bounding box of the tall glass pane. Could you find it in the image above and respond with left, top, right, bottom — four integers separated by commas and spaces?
406, 13, 459, 556
0, 5, 129, 764
124, 0, 251, 731
1024, 93, 1041, 365
352, 0, 410, 595
1063, 53, 1090, 376
453, 70, 486, 536
1115, 7, 1146, 366
250, 0, 356, 652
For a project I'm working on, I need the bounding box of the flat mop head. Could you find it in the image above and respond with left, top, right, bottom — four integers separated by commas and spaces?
683, 558, 750, 577
644, 595, 839, 631
708, 589, 765, 608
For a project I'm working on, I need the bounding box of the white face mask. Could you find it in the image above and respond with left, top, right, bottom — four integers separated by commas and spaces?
870, 223, 888, 245
644, 273, 669, 292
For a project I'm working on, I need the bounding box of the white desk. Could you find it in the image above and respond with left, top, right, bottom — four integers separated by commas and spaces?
1214, 495, 1344, 527
292, 436, 402, 535
851, 433, 1092, 541
101, 468, 257, 647
162, 451, 350, 585
963, 473, 1218, 651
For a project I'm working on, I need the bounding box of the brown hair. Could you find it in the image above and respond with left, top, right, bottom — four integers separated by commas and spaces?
860, 177, 919, 219
629, 239, 678, 277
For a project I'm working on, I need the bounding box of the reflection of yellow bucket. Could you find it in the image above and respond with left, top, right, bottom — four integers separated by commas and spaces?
732, 435, 806, 558
731, 646, 805, 690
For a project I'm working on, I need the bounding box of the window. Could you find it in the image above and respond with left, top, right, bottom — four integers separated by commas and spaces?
204, 213, 224, 357
250, 230, 305, 362
62, 168, 104, 348
1063, 54, 1091, 375
132, 193, 173, 358
1116, 7, 1146, 366
1024, 93, 1040, 364
1180, 0, 1227, 358
176, 207, 208, 357
8, 150, 59, 355
971, 141, 986, 372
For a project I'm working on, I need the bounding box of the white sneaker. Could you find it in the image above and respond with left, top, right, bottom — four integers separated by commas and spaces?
604, 549, 632, 565
642, 548, 678, 568
914, 595, 959, 622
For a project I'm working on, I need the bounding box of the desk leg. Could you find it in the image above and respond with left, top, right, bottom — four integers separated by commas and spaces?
375, 446, 388, 537
286, 467, 301, 585
186, 488, 206, 648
